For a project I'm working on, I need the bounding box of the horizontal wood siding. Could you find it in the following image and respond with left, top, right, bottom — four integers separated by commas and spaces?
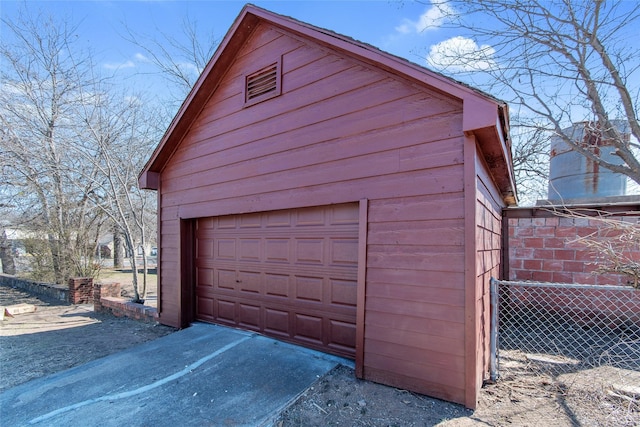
474, 146, 505, 394
158, 22, 466, 401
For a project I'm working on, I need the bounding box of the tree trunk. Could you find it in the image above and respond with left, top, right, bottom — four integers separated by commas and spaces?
48, 234, 64, 284
123, 233, 142, 303
113, 226, 124, 269
0, 227, 16, 275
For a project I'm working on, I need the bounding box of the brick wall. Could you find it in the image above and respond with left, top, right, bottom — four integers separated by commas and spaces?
94, 282, 121, 311
97, 297, 158, 322
505, 204, 640, 286
93, 281, 158, 322
68, 278, 94, 304
0, 274, 69, 302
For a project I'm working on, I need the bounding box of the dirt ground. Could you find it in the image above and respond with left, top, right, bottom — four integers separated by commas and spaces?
0, 285, 174, 393
2, 284, 638, 426
275, 359, 638, 427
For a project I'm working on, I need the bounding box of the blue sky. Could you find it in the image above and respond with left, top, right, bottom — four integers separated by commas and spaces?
2, 0, 639, 200
1, 1, 454, 78
1, 0, 480, 107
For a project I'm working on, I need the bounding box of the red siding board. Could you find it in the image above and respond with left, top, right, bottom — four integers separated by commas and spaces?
364, 352, 465, 390
364, 324, 465, 357
365, 338, 465, 371
165, 92, 461, 186
165, 109, 461, 186
365, 311, 465, 340
367, 280, 464, 307
364, 367, 465, 405
366, 296, 465, 323
366, 268, 465, 290
368, 194, 465, 223
367, 245, 464, 272
162, 169, 466, 221
367, 221, 465, 246
187, 71, 391, 147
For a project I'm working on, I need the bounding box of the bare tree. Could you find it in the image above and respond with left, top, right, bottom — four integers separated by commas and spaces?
0, 9, 106, 283
121, 16, 219, 105
73, 84, 159, 303
425, 0, 640, 198
0, 225, 16, 275
0, 7, 158, 293
509, 118, 551, 204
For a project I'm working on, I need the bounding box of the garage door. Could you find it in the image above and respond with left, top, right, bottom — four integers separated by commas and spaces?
195, 203, 359, 358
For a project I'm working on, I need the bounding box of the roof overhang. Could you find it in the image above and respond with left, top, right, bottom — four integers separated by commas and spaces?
463, 98, 517, 205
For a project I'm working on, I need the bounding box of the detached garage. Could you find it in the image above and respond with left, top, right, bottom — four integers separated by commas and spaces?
139, 5, 517, 408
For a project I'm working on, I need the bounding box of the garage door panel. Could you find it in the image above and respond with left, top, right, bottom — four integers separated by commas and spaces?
216, 300, 236, 323
216, 269, 236, 290
329, 320, 357, 349
294, 239, 324, 264
265, 273, 290, 297
217, 216, 237, 229
198, 217, 215, 229
294, 276, 324, 302
294, 314, 324, 343
197, 296, 214, 319
330, 238, 359, 265
195, 203, 358, 358
238, 303, 261, 329
265, 308, 290, 335
296, 207, 326, 226
330, 203, 359, 225
197, 238, 214, 259
330, 279, 357, 306
238, 270, 262, 294
265, 238, 290, 262
216, 239, 236, 259
239, 213, 261, 228
266, 210, 292, 227
197, 268, 214, 288
239, 238, 261, 261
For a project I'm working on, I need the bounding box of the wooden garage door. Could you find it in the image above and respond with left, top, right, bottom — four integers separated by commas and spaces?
195, 203, 359, 358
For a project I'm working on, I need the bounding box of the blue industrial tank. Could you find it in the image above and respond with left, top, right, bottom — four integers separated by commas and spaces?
548, 121, 629, 201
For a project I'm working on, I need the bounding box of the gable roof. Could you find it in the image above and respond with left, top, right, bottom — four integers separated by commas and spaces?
139, 4, 517, 205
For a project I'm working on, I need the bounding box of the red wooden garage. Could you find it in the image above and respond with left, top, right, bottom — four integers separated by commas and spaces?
139, 5, 517, 408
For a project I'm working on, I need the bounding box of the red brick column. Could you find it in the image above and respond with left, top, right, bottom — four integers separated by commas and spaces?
94, 282, 121, 312
68, 278, 94, 304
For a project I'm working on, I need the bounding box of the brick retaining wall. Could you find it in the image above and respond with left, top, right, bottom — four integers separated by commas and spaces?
96, 297, 159, 322
0, 274, 68, 302
0, 273, 157, 323
504, 202, 640, 286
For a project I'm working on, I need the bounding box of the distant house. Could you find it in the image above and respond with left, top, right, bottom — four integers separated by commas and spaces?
139, 5, 516, 408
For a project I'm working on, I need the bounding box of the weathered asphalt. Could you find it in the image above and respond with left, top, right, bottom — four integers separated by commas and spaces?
0, 323, 350, 426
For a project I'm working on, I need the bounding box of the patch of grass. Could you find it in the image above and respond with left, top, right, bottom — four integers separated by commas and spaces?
97, 269, 157, 288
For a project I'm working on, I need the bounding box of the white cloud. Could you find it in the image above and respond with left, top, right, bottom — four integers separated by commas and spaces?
134, 52, 150, 62
103, 60, 135, 70
395, 2, 454, 34
177, 62, 201, 76
426, 36, 497, 72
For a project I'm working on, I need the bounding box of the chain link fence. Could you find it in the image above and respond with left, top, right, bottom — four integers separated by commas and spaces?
492, 278, 640, 425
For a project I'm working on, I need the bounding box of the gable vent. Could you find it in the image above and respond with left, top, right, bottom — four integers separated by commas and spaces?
244, 59, 281, 106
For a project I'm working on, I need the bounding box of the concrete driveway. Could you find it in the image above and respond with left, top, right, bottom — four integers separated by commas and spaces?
0, 323, 349, 426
